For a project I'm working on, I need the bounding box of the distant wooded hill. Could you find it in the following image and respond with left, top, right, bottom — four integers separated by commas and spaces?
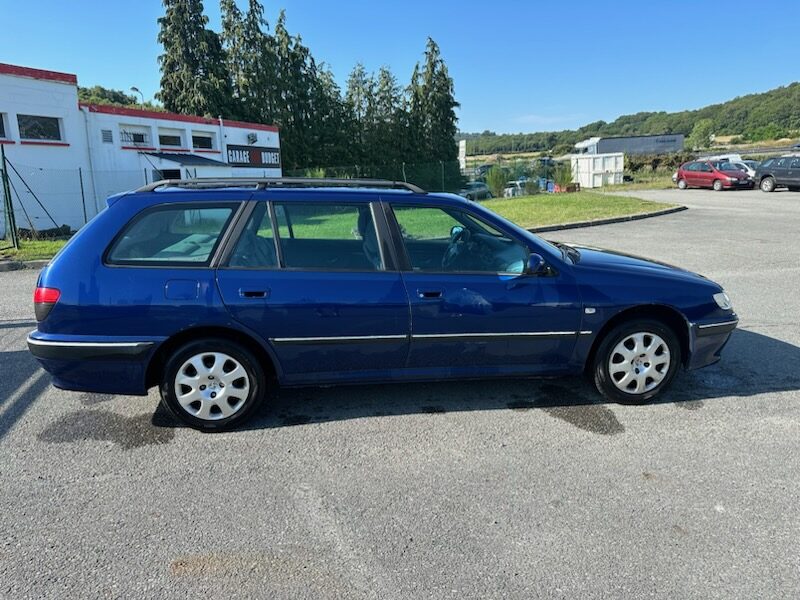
461, 82, 800, 156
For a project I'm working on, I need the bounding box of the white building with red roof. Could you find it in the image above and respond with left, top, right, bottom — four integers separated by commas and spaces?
0, 62, 281, 234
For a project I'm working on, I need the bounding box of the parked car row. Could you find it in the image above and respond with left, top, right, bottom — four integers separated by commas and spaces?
673, 154, 800, 193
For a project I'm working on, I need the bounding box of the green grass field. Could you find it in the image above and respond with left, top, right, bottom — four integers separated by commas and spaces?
0, 239, 68, 262
482, 191, 674, 229
0, 191, 674, 262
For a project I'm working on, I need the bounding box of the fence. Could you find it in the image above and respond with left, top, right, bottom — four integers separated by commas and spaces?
0, 158, 149, 240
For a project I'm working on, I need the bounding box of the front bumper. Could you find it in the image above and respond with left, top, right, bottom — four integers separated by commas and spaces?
723, 179, 754, 189
687, 317, 738, 370
27, 331, 159, 395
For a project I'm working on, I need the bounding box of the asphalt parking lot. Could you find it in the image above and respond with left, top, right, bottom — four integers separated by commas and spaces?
1, 187, 798, 599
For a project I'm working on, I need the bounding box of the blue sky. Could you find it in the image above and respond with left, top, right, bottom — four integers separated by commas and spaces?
2, 0, 798, 133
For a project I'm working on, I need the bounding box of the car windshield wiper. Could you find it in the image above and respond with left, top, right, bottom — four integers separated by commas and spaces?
553, 241, 581, 263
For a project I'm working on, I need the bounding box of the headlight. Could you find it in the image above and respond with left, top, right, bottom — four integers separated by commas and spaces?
728, 177, 738, 182
713, 291, 733, 310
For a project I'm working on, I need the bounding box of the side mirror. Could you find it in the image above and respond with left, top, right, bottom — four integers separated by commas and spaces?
525, 253, 548, 276
450, 225, 464, 239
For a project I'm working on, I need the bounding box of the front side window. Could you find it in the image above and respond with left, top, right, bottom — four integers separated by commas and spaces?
391, 205, 527, 274
107, 205, 236, 266
776, 158, 791, 168
274, 202, 383, 271
18, 114, 61, 141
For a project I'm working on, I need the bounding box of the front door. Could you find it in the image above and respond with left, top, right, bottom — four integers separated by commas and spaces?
387, 203, 582, 375
216, 199, 410, 384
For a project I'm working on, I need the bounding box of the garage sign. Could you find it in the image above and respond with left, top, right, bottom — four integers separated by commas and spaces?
226, 145, 281, 168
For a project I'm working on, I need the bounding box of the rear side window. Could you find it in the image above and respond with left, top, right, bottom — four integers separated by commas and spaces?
107, 204, 236, 266
273, 202, 383, 271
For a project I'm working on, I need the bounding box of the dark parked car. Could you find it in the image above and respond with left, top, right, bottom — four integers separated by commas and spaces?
459, 181, 493, 201
754, 156, 800, 192
28, 177, 737, 431
675, 160, 753, 191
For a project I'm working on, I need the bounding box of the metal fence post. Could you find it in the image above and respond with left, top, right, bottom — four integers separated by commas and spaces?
1, 145, 19, 249
78, 167, 88, 225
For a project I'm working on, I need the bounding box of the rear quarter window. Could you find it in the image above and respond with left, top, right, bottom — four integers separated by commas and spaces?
106, 203, 237, 266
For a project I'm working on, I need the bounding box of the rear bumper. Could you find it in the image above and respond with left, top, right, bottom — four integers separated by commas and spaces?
27, 331, 160, 395
687, 318, 738, 370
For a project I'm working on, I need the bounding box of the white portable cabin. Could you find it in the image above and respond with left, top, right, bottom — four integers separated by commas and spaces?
570, 152, 624, 188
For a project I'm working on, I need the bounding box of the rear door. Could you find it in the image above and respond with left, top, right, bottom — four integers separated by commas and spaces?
788, 158, 800, 188
682, 162, 699, 186
386, 202, 582, 373
773, 157, 792, 186
215, 196, 410, 384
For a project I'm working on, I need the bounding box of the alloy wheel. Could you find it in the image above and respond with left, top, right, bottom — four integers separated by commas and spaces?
608, 332, 671, 395
173, 352, 251, 420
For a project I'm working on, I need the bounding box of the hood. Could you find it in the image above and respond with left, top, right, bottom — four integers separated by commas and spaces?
719, 168, 748, 177
559, 243, 711, 282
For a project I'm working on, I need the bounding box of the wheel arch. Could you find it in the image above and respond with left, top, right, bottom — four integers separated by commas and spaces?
585, 304, 691, 373
145, 325, 281, 390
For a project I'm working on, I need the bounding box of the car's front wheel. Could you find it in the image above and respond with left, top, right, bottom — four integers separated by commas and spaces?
760, 177, 776, 192
593, 319, 681, 403
160, 338, 265, 431
712, 179, 723, 191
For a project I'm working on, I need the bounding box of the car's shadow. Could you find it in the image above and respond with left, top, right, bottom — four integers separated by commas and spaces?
149, 328, 800, 434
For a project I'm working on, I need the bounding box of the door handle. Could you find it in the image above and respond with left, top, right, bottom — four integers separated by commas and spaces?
417, 289, 443, 299
239, 288, 270, 299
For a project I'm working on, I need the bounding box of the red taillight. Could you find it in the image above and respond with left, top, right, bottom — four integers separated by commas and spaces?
34, 287, 61, 304
34, 287, 60, 321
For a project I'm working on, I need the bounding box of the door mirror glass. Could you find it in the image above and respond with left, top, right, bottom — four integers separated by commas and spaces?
525, 253, 548, 275
449, 225, 464, 239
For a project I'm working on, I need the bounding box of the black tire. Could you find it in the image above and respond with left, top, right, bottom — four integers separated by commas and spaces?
677, 179, 687, 190
712, 179, 723, 191
160, 338, 266, 431
760, 177, 775, 193
592, 319, 682, 404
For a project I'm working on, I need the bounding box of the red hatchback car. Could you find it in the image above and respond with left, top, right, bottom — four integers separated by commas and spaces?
675, 160, 754, 191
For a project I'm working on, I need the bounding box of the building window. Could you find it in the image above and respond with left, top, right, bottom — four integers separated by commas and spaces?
158, 129, 184, 148
18, 114, 62, 141
101, 129, 113, 143
192, 133, 214, 150
0, 114, 6, 138
120, 126, 151, 147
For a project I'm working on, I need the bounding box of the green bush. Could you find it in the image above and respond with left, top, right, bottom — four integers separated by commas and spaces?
554, 162, 573, 189
486, 167, 508, 198
524, 179, 540, 195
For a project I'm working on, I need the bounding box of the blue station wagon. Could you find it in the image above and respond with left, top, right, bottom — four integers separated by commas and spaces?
28, 178, 738, 430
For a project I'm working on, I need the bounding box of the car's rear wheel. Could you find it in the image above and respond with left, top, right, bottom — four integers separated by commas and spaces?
677, 179, 687, 190
712, 179, 723, 191
160, 338, 265, 431
761, 177, 775, 192
593, 319, 681, 404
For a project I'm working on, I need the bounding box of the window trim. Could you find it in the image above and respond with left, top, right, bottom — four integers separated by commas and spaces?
385, 202, 533, 276
103, 201, 242, 269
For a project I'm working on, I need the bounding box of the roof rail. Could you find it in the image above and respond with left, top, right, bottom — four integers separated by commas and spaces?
136, 177, 426, 194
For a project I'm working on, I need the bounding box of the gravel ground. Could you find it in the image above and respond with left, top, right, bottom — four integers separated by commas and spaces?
1, 187, 798, 599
